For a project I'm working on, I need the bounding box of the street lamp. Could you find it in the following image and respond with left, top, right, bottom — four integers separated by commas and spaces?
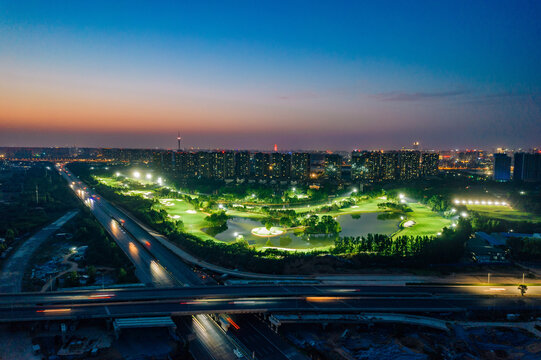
133, 171, 141, 179
146, 173, 152, 180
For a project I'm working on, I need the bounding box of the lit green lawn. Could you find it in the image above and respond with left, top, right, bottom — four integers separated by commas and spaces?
395, 203, 453, 237
289, 196, 386, 215
157, 198, 216, 241
95, 176, 125, 188
328, 198, 386, 216
467, 205, 541, 222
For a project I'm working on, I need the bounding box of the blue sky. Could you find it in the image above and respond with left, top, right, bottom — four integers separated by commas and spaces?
1, 1, 540, 150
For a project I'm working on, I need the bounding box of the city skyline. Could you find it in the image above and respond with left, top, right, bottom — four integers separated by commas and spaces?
1, 1, 541, 149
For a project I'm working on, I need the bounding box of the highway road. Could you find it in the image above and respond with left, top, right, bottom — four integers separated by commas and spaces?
1, 284, 538, 305
0, 292, 539, 322
179, 314, 240, 360
59, 169, 182, 287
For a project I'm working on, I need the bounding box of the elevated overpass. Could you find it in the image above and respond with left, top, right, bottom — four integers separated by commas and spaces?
0, 284, 539, 323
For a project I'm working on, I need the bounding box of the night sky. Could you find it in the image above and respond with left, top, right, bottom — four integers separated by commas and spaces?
1, 1, 540, 150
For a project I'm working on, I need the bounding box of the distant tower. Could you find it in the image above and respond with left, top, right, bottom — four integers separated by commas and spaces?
412, 141, 420, 150
177, 131, 182, 151
274, 144, 278, 152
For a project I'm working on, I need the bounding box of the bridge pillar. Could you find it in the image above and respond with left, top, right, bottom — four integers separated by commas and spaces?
113, 323, 121, 339
105, 318, 112, 331
61, 323, 68, 344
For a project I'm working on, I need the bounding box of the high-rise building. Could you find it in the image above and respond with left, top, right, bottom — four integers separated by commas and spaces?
235, 151, 250, 179
253, 152, 271, 180
514, 152, 541, 182
291, 152, 311, 181
398, 151, 421, 180
420, 153, 439, 176
324, 154, 342, 181
381, 152, 399, 180
270, 153, 291, 180
351, 151, 381, 181
197, 152, 213, 179
493, 153, 511, 181
152, 150, 171, 171
223, 151, 236, 179
172, 151, 197, 178
210, 151, 225, 180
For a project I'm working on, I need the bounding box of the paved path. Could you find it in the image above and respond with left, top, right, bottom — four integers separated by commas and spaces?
40, 254, 78, 292
0, 210, 78, 293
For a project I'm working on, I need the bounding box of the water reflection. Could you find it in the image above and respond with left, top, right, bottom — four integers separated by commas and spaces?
212, 212, 399, 249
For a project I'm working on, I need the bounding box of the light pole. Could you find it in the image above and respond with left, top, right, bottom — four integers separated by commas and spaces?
487, 273, 491, 284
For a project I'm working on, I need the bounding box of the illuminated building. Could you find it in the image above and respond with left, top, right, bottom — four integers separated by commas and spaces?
381, 152, 399, 180
493, 153, 511, 181
197, 152, 213, 179
253, 152, 271, 180
235, 151, 250, 179
398, 151, 421, 180
324, 154, 342, 181
224, 151, 236, 179
352, 151, 383, 181
352, 150, 438, 181
173, 151, 197, 178
291, 152, 311, 181
270, 153, 291, 180
420, 153, 439, 176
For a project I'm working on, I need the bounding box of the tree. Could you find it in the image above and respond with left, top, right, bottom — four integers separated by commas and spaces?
64, 271, 80, 287
117, 268, 128, 283
4, 229, 15, 243
87, 265, 97, 283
